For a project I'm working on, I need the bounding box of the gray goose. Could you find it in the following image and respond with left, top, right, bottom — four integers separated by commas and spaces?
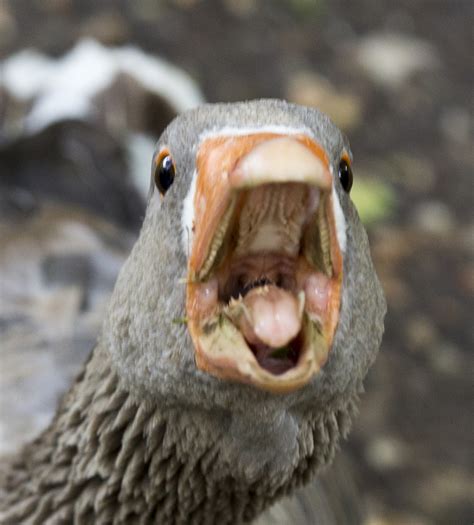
0, 99, 386, 524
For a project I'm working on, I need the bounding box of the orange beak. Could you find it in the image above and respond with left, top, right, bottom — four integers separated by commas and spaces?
186, 133, 343, 393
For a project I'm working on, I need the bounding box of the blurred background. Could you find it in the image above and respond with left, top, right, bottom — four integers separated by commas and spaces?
0, 1, 472, 524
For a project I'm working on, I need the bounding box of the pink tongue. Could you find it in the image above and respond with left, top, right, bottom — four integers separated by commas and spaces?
238, 285, 302, 348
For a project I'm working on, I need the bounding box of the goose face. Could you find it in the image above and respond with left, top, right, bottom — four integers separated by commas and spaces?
105, 100, 385, 410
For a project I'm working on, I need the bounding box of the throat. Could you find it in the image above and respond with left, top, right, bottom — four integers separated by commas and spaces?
249, 335, 302, 375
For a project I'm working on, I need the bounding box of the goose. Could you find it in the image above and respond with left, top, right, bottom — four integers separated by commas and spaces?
0, 99, 386, 524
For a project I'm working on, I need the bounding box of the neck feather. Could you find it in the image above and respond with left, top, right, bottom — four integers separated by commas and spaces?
0, 345, 358, 525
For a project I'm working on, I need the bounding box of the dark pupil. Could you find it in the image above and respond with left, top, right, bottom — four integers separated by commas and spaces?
157, 156, 175, 193
338, 160, 353, 193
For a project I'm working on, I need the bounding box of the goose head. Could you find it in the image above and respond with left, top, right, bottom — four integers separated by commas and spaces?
103, 99, 386, 480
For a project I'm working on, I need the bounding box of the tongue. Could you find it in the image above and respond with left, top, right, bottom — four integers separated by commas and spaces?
237, 285, 303, 348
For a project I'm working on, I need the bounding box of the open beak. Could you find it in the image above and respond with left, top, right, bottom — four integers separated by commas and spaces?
186, 133, 343, 393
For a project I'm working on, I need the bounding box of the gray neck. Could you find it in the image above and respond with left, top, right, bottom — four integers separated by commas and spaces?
0, 344, 358, 525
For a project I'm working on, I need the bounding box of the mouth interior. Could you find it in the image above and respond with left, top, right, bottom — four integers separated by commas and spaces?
191, 180, 338, 377
248, 334, 302, 375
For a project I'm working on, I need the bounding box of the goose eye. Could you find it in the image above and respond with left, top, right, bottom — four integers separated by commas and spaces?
338, 158, 353, 193
154, 154, 176, 195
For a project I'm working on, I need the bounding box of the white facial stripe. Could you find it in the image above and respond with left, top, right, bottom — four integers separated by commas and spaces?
181, 169, 197, 256
331, 185, 347, 253
199, 124, 315, 142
